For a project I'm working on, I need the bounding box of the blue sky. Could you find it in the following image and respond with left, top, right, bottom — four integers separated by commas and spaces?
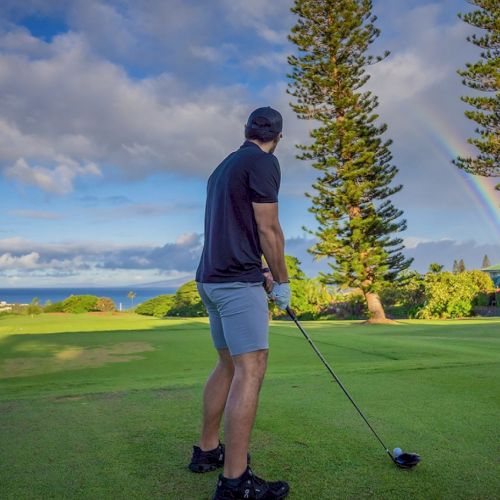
0, 0, 498, 287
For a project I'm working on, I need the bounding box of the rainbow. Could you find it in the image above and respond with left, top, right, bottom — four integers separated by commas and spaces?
410, 97, 499, 238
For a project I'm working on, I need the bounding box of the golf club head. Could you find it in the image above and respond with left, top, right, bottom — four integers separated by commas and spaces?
394, 452, 421, 469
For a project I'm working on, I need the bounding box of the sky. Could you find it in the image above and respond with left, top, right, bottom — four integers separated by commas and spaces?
0, 0, 499, 288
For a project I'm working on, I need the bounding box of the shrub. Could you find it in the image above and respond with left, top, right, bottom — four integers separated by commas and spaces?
62, 295, 99, 313
270, 277, 335, 319
267, 256, 336, 319
27, 305, 43, 315
24, 297, 42, 316
168, 281, 207, 317
474, 292, 491, 307
416, 271, 495, 319
27, 303, 42, 315
338, 291, 368, 319
380, 270, 426, 318
96, 297, 116, 312
44, 301, 65, 313
136, 295, 176, 318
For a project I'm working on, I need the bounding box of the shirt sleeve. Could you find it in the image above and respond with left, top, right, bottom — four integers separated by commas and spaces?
248, 154, 281, 203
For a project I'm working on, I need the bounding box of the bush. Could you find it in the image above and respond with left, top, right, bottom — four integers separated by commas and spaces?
24, 297, 42, 316
270, 277, 335, 319
416, 271, 495, 319
44, 301, 65, 313
136, 295, 176, 318
327, 290, 368, 319
474, 292, 491, 307
266, 256, 336, 319
62, 295, 99, 313
96, 297, 116, 312
27, 304, 42, 315
169, 281, 207, 317
380, 270, 426, 318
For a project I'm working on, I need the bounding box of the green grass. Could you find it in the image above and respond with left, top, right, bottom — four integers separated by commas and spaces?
0, 313, 499, 499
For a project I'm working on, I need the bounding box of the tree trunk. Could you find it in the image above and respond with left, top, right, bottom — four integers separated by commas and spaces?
363, 291, 397, 325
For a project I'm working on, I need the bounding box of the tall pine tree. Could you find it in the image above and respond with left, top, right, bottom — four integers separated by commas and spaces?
458, 259, 466, 272
454, 0, 499, 189
481, 254, 491, 268
287, 0, 413, 323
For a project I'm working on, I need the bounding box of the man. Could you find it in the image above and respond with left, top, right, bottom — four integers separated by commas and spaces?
190, 106, 291, 499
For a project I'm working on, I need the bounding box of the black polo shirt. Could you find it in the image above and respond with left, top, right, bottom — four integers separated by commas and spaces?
195, 140, 281, 283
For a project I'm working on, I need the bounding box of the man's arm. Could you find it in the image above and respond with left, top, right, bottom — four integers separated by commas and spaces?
252, 202, 288, 284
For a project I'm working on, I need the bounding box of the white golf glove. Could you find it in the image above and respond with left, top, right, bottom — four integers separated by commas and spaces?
268, 282, 291, 310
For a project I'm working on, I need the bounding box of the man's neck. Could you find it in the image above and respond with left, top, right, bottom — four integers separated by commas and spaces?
248, 139, 274, 154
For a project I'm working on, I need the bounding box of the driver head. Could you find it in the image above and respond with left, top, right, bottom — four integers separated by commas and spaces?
394, 452, 421, 469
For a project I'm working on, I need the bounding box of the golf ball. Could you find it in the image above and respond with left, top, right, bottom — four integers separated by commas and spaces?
393, 447, 403, 457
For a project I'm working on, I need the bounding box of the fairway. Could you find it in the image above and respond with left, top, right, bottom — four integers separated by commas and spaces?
0, 313, 499, 499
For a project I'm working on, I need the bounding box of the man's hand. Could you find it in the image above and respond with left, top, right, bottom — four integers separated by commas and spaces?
263, 270, 274, 293
268, 282, 291, 310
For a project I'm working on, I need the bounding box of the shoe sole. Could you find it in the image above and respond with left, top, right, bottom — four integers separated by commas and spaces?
188, 462, 220, 473
188, 454, 250, 474
213, 491, 288, 500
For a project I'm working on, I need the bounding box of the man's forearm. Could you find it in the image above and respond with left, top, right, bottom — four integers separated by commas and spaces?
258, 226, 288, 283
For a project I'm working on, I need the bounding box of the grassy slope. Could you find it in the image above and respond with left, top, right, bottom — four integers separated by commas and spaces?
0, 313, 499, 499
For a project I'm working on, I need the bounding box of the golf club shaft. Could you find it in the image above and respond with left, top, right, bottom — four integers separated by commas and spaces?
286, 306, 393, 460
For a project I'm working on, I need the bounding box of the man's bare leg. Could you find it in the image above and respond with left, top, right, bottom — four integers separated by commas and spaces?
199, 348, 234, 451
223, 349, 269, 479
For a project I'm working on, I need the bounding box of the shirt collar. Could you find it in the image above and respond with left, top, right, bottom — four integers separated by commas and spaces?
240, 140, 261, 150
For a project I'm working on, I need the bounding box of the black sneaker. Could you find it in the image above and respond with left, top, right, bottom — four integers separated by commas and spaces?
189, 443, 225, 473
212, 467, 289, 499
189, 443, 251, 473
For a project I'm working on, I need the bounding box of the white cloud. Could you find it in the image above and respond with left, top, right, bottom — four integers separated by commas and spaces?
218, 0, 293, 45
367, 4, 472, 104
369, 52, 447, 101
0, 252, 40, 269
1, 233, 497, 285
66, 0, 134, 58
402, 236, 433, 249
5, 157, 101, 195
0, 31, 250, 193
0, 27, 51, 57
0, 233, 204, 275
176, 232, 200, 245
189, 44, 236, 63
244, 51, 289, 71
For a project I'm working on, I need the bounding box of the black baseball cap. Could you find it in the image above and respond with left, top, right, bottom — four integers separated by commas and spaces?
245, 106, 283, 137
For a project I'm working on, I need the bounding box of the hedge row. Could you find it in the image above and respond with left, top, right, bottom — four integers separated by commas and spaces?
44, 295, 116, 313
135, 281, 206, 318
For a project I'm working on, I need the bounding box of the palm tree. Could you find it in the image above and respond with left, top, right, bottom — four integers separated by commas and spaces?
127, 291, 136, 307
428, 263, 444, 273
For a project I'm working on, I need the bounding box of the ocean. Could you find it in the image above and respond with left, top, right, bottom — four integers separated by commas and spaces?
0, 287, 177, 310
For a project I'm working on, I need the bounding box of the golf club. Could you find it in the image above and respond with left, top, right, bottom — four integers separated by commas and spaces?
285, 305, 420, 469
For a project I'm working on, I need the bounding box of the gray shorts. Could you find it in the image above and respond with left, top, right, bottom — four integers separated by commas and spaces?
196, 281, 269, 356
